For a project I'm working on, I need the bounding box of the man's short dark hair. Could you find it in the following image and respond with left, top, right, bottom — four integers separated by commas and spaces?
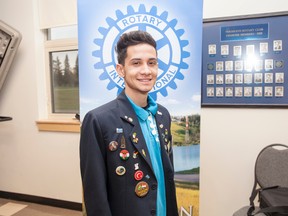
115, 30, 157, 65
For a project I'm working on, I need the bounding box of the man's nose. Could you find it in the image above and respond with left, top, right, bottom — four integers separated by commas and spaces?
141, 64, 152, 74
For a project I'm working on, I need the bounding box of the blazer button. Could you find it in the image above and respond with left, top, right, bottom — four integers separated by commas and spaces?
151, 184, 157, 190
150, 209, 156, 215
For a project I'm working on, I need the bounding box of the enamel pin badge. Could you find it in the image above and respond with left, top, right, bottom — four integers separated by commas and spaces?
135, 181, 149, 197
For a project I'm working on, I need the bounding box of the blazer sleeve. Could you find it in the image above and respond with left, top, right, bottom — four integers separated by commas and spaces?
80, 111, 112, 216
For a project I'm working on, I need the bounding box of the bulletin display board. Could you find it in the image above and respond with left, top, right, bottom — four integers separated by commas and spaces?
201, 12, 288, 107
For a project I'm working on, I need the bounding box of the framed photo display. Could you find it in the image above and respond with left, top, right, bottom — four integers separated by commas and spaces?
201, 12, 288, 107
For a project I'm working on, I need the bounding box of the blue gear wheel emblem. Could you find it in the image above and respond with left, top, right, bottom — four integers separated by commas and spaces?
92, 4, 190, 100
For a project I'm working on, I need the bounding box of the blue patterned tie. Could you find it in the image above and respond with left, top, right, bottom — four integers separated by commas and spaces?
147, 112, 160, 145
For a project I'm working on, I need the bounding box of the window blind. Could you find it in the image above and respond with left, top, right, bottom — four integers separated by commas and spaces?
38, 0, 77, 29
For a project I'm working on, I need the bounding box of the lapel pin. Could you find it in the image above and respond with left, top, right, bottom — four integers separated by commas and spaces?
142, 149, 146, 157
120, 135, 126, 148
133, 151, 139, 158
119, 149, 130, 160
116, 128, 123, 133
134, 170, 144, 181
135, 181, 149, 197
167, 141, 171, 151
116, 166, 126, 176
108, 141, 118, 151
132, 132, 138, 143
165, 129, 168, 135
157, 111, 162, 115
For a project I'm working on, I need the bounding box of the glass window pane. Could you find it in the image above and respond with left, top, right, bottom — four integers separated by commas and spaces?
49, 50, 79, 113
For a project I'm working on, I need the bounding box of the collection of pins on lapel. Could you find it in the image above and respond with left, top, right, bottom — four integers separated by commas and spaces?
107, 111, 169, 197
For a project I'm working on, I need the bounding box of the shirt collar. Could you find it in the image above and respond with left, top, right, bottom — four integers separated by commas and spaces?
127, 95, 158, 121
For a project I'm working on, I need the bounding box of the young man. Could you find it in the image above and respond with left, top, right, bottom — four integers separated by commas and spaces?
80, 30, 178, 216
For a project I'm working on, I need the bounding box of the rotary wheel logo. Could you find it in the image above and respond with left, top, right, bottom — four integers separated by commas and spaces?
92, 4, 189, 100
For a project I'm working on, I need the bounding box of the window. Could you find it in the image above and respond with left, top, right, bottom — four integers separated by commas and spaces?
44, 25, 79, 118
36, 0, 80, 132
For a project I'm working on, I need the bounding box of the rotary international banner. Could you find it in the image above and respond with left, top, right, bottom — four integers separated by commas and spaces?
78, 1, 203, 215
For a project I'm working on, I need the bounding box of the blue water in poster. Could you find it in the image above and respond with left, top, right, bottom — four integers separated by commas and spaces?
173, 145, 200, 172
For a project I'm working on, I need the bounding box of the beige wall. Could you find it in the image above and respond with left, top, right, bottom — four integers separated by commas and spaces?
0, 0, 81, 202
201, 0, 288, 215
0, 0, 288, 215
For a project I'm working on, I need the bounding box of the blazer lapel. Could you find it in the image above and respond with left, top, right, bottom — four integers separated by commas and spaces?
155, 110, 169, 152
117, 92, 154, 172
128, 121, 153, 170
155, 109, 174, 171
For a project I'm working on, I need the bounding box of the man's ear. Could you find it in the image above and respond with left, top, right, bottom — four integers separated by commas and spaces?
116, 64, 125, 77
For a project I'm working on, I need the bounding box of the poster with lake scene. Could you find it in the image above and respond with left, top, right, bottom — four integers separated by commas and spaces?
172, 115, 200, 216
78, 0, 203, 215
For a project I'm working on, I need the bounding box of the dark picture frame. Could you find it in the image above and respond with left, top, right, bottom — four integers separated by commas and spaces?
201, 11, 288, 107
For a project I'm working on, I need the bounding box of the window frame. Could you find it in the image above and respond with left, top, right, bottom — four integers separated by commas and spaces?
44, 38, 79, 120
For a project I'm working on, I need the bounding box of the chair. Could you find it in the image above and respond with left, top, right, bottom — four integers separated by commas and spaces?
233, 143, 288, 216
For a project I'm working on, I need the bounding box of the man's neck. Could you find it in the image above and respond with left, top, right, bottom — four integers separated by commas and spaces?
125, 89, 148, 107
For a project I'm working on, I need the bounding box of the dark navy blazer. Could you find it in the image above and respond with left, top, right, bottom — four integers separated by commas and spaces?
80, 91, 178, 216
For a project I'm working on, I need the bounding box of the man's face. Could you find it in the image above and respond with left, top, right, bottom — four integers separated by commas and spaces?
116, 43, 158, 96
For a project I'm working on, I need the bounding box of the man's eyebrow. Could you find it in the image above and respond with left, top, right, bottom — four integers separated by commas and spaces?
129, 58, 157, 61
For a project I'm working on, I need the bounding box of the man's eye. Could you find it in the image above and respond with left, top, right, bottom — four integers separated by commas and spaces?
132, 61, 140, 65
149, 61, 158, 66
